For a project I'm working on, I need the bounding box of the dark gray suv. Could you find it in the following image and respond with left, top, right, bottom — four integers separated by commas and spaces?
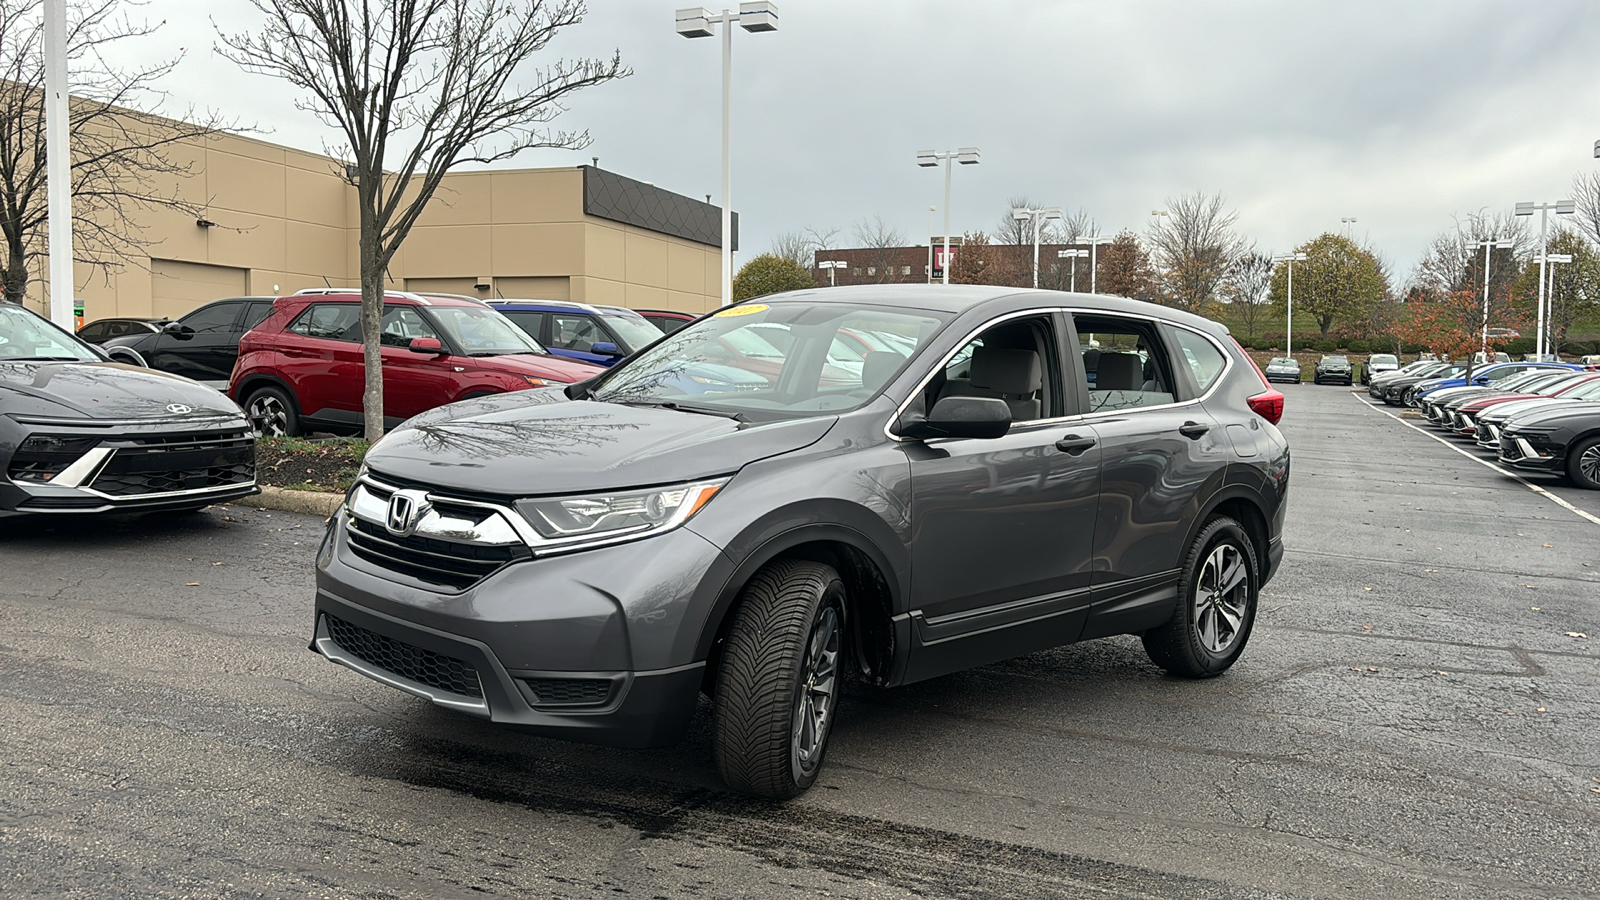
311, 286, 1290, 798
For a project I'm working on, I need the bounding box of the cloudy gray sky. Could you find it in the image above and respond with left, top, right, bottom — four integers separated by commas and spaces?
113, 0, 1600, 281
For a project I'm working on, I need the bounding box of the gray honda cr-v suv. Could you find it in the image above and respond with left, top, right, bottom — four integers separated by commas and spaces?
311, 285, 1290, 799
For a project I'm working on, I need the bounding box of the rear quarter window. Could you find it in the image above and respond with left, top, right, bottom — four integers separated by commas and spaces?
1171, 328, 1228, 394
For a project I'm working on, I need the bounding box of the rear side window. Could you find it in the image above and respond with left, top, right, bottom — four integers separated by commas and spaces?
288, 303, 360, 341
501, 310, 547, 342
1071, 315, 1177, 412
1170, 328, 1228, 395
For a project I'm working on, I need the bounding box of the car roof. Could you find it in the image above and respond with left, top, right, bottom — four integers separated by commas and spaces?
752, 283, 1230, 330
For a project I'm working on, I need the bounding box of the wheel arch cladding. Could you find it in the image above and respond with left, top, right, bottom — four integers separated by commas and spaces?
1195, 489, 1272, 584
695, 524, 901, 690
237, 373, 300, 410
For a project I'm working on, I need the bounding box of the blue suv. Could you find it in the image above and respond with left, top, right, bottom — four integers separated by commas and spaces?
489, 300, 665, 367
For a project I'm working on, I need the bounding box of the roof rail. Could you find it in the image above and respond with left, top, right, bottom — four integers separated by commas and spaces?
290, 287, 432, 304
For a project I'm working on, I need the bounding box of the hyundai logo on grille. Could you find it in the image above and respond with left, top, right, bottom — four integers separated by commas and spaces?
385, 489, 432, 537
165, 403, 193, 414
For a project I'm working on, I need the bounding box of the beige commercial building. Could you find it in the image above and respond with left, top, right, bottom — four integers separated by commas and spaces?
28, 128, 732, 323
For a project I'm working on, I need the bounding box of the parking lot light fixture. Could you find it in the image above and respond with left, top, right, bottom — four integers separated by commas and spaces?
1271, 252, 1308, 355
1535, 252, 1573, 356
1078, 233, 1112, 294
1516, 199, 1577, 360
817, 259, 847, 287
1058, 248, 1089, 292
674, 4, 779, 308
1011, 206, 1061, 288
918, 147, 981, 284
1467, 236, 1515, 362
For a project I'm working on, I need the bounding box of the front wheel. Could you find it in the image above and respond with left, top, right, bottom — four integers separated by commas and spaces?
1143, 516, 1259, 678
712, 559, 846, 800
1567, 436, 1600, 490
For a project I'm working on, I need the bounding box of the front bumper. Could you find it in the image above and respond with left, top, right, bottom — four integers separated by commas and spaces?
311, 504, 733, 748
1497, 432, 1564, 472
0, 413, 257, 517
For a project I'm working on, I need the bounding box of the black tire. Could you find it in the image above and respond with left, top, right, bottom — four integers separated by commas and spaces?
244, 385, 301, 438
712, 559, 846, 800
1566, 435, 1600, 490
1143, 516, 1259, 678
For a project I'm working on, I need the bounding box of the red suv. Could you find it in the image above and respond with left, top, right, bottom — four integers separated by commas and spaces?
229, 290, 603, 436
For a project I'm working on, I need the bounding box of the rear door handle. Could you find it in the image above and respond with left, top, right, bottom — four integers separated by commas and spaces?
1054, 434, 1097, 455
1179, 421, 1210, 439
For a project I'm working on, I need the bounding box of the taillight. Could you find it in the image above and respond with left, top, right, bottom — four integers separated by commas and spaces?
1232, 337, 1284, 424
1247, 389, 1284, 425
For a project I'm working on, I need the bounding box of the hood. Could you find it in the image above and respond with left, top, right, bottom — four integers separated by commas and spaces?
0, 360, 243, 420
1480, 398, 1578, 422
365, 391, 837, 495
1506, 403, 1600, 430
471, 352, 605, 383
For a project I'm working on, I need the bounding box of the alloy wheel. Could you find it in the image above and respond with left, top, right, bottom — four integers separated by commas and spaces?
1580, 444, 1600, 485
248, 394, 289, 437
790, 604, 841, 777
1192, 544, 1250, 655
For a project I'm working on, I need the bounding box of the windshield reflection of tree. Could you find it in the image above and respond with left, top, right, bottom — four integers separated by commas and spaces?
404, 413, 642, 460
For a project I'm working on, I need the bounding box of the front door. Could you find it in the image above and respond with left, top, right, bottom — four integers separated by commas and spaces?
378, 306, 460, 421
151, 301, 244, 381
904, 312, 1101, 682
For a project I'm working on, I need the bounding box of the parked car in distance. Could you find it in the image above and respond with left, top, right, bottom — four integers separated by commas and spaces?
488, 300, 666, 367
1362, 353, 1399, 384
1408, 361, 1580, 407
309, 285, 1290, 799
1376, 363, 1468, 405
1470, 350, 1513, 366
1313, 354, 1353, 386
1484, 327, 1520, 340
1, 301, 257, 518
1476, 378, 1600, 451
1579, 355, 1600, 367
1264, 357, 1302, 383
77, 316, 167, 345
101, 296, 278, 386
229, 290, 603, 437
1445, 373, 1600, 437
634, 308, 696, 334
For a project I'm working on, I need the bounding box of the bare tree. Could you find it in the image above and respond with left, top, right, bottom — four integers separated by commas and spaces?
769, 224, 838, 272
1146, 191, 1247, 311
1224, 249, 1274, 341
219, 0, 627, 439
1571, 171, 1600, 248
1412, 210, 1529, 297
852, 214, 906, 283
0, 0, 227, 306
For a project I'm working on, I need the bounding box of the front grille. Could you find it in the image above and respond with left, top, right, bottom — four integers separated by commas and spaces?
345, 514, 532, 590
324, 613, 483, 699
92, 462, 255, 496
521, 677, 614, 707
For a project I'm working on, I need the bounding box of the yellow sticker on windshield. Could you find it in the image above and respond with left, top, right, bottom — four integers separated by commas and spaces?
714, 303, 768, 318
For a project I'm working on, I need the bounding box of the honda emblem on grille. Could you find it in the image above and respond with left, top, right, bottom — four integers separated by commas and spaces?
165, 403, 192, 414
385, 489, 432, 537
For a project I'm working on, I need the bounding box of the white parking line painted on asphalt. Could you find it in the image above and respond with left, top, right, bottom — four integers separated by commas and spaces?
1353, 394, 1600, 527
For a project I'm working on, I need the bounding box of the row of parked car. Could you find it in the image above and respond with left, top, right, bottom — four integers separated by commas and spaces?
1262, 353, 1402, 386
1367, 358, 1600, 489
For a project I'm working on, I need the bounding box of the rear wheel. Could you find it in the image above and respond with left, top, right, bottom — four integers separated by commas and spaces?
1566, 436, 1600, 490
245, 386, 300, 438
712, 559, 846, 800
1143, 516, 1259, 678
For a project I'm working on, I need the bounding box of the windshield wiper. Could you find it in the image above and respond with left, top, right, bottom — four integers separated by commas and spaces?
4, 356, 86, 362
614, 399, 747, 422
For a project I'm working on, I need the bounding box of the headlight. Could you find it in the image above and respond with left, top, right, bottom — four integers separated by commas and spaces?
516, 479, 726, 544
524, 376, 566, 387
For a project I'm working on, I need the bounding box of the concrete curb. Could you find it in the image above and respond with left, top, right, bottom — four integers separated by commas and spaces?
230, 485, 344, 517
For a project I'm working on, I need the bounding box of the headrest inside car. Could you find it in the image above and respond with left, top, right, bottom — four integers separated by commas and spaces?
970, 347, 1042, 395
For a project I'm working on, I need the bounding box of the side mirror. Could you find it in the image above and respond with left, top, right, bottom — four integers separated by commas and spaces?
1472, 375, 1489, 385
590, 341, 623, 357
408, 336, 445, 354
897, 396, 1011, 440
162, 321, 192, 338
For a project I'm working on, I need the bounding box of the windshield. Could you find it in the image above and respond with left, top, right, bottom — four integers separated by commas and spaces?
590, 301, 950, 418
0, 305, 100, 362
1370, 354, 1397, 365
600, 313, 665, 352
427, 306, 546, 356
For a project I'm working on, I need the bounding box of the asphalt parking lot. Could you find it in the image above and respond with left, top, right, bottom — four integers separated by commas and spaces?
2, 384, 1596, 899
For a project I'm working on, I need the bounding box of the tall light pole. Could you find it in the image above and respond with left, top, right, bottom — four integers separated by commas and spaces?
926, 205, 935, 283
1058, 248, 1089, 292
1535, 252, 1572, 357
818, 259, 846, 287
44, 0, 73, 328
1467, 236, 1514, 363
1514, 199, 1575, 360
1272, 252, 1307, 355
1011, 205, 1061, 288
917, 147, 981, 284
675, 4, 779, 308
1341, 216, 1357, 237
1079, 233, 1113, 294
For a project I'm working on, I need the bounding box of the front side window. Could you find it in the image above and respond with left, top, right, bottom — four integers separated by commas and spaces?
920, 314, 1060, 423
1073, 315, 1177, 412
426, 306, 544, 357
548, 313, 606, 352
598, 313, 664, 353
0, 305, 100, 361
180, 302, 241, 334
592, 301, 949, 419
379, 306, 440, 348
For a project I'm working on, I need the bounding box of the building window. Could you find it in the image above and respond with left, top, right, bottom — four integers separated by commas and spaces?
867, 266, 876, 276
901, 265, 911, 276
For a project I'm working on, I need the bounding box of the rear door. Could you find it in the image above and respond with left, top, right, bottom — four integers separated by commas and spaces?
1069, 313, 1232, 640
280, 302, 363, 422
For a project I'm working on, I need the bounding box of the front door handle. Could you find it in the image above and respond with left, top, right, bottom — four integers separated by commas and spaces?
1055, 434, 1097, 455
1179, 421, 1210, 439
